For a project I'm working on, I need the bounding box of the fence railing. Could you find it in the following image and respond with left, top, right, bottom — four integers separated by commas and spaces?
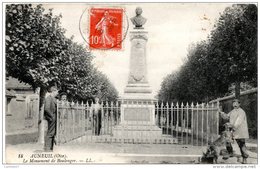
155, 102, 219, 146
56, 101, 86, 144
56, 100, 219, 146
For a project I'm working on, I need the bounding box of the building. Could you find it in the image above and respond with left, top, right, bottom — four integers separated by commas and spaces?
5, 77, 39, 144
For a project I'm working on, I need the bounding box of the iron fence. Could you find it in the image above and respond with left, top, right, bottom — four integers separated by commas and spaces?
56, 100, 219, 146
155, 102, 219, 146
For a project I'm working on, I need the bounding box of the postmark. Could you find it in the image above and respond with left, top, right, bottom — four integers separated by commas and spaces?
89, 8, 123, 50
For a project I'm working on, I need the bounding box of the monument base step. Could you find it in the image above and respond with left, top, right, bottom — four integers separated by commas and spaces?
70, 135, 178, 144
113, 124, 162, 130
124, 86, 152, 94
112, 124, 162, 138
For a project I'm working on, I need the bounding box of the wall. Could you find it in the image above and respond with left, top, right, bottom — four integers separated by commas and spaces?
5, 94, 39, 144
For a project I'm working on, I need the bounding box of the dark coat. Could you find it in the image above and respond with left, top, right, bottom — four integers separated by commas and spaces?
44, 95, 57, 122
44, 95, 57, 138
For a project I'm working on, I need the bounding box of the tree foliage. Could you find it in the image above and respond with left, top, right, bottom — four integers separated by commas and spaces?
158, 4, 257, 103
6, 4, 118, 101
92, 70, 119, 102
6, 4, 65, 88
209, 4, 257, 97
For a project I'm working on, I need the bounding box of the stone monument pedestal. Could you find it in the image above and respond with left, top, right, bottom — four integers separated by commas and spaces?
113, 94, 162, 140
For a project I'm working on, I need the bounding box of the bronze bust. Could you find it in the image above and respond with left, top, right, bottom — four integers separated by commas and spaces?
130, 7, 147, 29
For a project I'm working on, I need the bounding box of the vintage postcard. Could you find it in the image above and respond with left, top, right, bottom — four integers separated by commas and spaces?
2, 1, 258, 168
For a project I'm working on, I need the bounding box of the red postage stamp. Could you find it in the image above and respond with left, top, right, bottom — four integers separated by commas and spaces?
89, 8, 123, 50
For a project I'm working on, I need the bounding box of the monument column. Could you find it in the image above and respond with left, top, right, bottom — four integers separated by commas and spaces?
113, 7, 162, 140
124, 31, 152, 94
124, 7, 151, 94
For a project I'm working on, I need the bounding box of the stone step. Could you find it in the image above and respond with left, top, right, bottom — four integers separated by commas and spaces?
112, 124, 163, 139
68, 135, 178, 144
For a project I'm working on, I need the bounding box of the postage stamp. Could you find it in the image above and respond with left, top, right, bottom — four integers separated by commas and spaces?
89, 8, 123, 50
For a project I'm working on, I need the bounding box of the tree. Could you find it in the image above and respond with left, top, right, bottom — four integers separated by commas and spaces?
6, 4, 70, 143
57, 38, 96, 101
6, 4, 67, 90
158, 41, 230, 103
158, 4, 257, 102
92, 70, 118, 101
208, 4, 257, 98
158, 73, 178, 102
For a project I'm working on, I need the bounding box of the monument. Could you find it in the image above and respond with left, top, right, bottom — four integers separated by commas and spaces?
124, 7, 152, 95
113, 7, 163, 142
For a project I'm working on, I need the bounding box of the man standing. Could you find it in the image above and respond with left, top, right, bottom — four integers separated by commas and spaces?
91, 97, 102, 135
219, 99, 249, 164
44, 85, 59, 151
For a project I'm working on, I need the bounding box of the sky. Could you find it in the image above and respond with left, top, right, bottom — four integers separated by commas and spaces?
43, 3, 232, 96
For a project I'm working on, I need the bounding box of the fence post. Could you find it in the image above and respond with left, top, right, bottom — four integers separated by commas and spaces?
160, 102, 164, 131
101, 101, 105, 135
196, 102, 199, 146
71, 101, 75, 141
186, 102, 189, 145
120, 100, 124, 144
66, 101, 70, 142
141, 101, 144, 142
65, 101, 68, 143
116, 101, 119, 125
181, 102, 184, 144
56, 100, 60, 145
211, 102, 214, 143
171, 102, 174, 138
150, 101, 154, 144
201, 103, 204, 146
166, 102, 169, 136
89, 101, 93, 142
61, 101, 65, 144
176, 102, 179, 142
216, 100, 220, 137
100, 101, 104, 142
81, 101, 84, 137
156, 102, 159, 127
106, 101, 109, 136
111, 102, 114, 136
191, 102, 194, 146
206, 103, 209, 146
76, 101, 79, 139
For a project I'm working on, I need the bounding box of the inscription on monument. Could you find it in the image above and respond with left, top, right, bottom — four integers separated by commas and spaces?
130, 39, 146, 82
124, 107, 150, 121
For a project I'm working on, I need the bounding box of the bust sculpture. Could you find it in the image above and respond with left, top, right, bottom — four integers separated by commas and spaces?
130, 7, 147, 29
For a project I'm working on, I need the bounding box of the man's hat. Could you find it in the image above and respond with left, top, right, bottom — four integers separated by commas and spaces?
47, 85, 58, 92
59, 92, 67, 96
232, 99, 240, 103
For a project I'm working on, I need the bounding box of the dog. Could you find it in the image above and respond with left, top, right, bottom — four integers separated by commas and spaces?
201, 123, 235, 164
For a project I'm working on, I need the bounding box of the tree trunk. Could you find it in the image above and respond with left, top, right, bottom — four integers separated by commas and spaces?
235, 81, 241, 99
38, 87, 47, 145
